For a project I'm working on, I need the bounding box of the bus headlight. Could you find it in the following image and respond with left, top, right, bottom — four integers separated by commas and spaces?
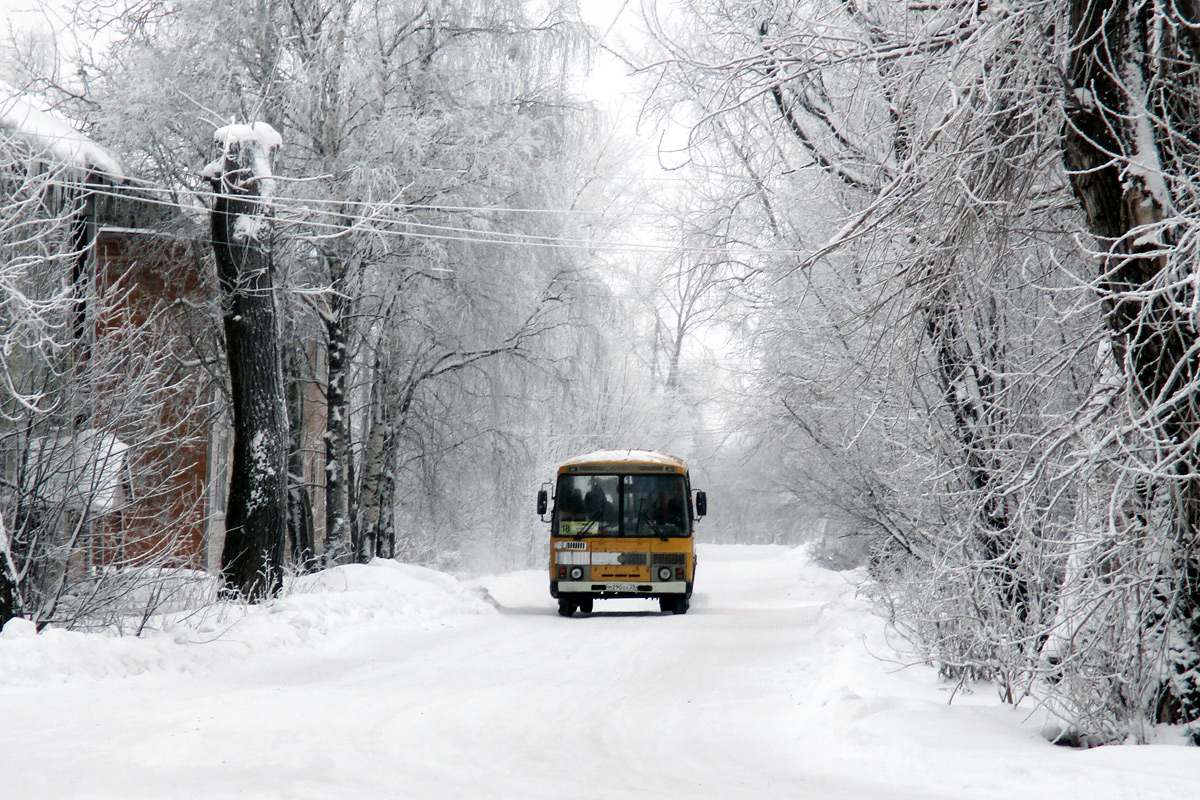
657, 566, 673, 581
569, 566, 585, 581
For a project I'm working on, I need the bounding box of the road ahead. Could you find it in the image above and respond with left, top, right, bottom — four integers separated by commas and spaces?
4, 545, 1198, 799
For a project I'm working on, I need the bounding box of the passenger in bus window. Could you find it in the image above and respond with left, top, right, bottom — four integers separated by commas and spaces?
584, 481, 606, 516
664, 492, 686, 532
560, 487, 585, 521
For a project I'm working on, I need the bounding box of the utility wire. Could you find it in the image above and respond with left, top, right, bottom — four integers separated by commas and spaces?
81, 180, 801, 258
120, 178, 780, 222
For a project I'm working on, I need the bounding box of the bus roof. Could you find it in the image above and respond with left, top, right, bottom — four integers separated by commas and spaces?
557, 449, 688, 475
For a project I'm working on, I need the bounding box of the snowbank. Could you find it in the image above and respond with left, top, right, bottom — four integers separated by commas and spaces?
0, 558, 493, 685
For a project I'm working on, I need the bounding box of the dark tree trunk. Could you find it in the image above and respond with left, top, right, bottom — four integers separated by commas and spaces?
208, 147, 288, 602
284, 343, 315, 571
1064, 0, 1200, 729
322, 275, 351, 566
0, 517, 17, 627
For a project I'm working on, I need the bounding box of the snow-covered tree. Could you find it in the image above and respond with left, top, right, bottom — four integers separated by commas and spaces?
1061, 0, 1200, 738
202, 121, 288, 601
79, 0, 630, 572
638, 0, 1200, 742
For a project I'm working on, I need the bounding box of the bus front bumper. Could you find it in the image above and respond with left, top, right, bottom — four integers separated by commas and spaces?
552, 580, 691, 597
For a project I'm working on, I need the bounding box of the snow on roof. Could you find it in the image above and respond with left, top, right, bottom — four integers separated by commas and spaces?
24, 429, 129, 514
0, 85, 124, 181
558, 449, 688, 471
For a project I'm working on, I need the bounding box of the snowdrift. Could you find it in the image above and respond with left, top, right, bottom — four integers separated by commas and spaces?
2, 545, 1198, 800
0, 558, 493, 685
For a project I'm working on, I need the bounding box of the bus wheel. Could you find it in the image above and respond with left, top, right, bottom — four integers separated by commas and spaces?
557, 598, 576, 617
578, 597, 594, 615
661, 596, 689, 615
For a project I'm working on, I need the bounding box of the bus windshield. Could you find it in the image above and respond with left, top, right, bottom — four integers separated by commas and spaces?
555, 473, 689, 537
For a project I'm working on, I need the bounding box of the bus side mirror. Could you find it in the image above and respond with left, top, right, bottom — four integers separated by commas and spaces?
695, 491, 707, 519
537, 489, 548, 517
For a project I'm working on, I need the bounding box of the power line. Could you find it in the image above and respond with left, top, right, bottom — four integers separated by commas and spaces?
134, 183, 778, 222
82, 181, 803, 259
119, 177, 695, 219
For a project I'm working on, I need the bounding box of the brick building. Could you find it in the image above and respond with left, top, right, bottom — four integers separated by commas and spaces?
2, 90, 325, 582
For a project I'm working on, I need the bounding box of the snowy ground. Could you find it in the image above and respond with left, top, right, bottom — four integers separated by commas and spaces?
2, 545, 1197, 799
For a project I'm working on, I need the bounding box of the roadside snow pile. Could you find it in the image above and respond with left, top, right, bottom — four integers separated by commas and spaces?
247, 559, 495, 643
471, 568, 548, 610
0, 558, 493, 686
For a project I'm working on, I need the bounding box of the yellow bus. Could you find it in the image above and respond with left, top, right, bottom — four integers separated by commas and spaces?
537, 449, 706, 617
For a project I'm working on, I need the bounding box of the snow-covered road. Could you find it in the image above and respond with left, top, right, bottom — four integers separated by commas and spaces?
3, 545, 1198, 799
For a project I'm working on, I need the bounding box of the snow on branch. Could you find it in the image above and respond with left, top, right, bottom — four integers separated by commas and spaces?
201, 122, 281, 193
201, 121, 282, 242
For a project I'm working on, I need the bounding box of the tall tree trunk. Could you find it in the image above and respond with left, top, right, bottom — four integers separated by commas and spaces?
1064, 0, 1200, 730
322, 252, 351, 566
356, 351, 397, 562
0, 509, 19, 628
284, 342, 315, 571
207, 126, 288, 602
666, 322, 685, 392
